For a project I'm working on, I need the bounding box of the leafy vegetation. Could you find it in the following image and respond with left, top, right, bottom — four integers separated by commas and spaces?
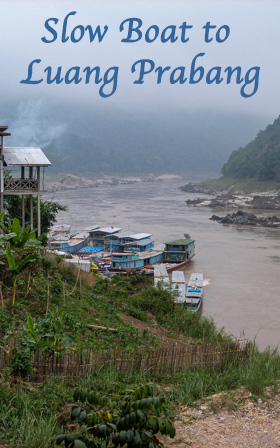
221, 115, 280, 182
22, 311, 75, 355
0, 212, 44, 311
52, 383, 175, 448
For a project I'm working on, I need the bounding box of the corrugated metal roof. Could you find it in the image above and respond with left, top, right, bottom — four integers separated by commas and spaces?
3, 147, 51, 166
135, 238, 153, 246
172, 271, 185, 283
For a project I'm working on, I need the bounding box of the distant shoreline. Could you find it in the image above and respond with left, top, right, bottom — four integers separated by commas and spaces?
44, 173, 182, 193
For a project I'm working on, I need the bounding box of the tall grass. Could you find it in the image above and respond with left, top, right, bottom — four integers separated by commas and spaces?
168, 346, 280, 404
0, 378, 69, 447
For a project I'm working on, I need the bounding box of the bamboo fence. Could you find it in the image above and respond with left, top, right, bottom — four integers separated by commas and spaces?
0, 339, 252, 382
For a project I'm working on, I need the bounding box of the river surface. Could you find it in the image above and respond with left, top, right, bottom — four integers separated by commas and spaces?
43, 177, 280, 350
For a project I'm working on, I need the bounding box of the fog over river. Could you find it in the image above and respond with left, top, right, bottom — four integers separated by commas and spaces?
44, 177, 280, 350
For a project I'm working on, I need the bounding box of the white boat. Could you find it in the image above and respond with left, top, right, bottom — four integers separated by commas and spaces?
171, 271, 186, 303
185, 273, 203, 312
154, 265, 170, 288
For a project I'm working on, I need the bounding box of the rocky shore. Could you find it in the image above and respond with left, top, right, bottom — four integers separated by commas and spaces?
180, 181, 219, 195
186, 194, 280, 210
210, 211, 280, 228
181, 181, 280, 211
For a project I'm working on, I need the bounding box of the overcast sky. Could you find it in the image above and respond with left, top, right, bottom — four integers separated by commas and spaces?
0, 0, 279, 122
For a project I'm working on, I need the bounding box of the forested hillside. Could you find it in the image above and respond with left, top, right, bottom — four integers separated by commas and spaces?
222, 116, 280, 182
43, 108, 264, 175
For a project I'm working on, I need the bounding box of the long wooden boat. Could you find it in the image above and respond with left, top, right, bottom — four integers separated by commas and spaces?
185, 273, 203, 312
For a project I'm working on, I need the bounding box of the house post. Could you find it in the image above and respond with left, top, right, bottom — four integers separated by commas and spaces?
30, 167, 33, 231
37, 167, 41, 236
21, 166, 25, 227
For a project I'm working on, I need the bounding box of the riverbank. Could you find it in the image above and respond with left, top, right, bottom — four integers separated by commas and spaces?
181, 178, 280, 211
45, 173, 181, 192
185, 193, 280, 211
180, 177, 280, 195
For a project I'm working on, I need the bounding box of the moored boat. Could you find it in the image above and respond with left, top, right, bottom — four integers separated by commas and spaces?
171, 271, 186, 303
185, 273, 203, 312
154, 265, 170, 288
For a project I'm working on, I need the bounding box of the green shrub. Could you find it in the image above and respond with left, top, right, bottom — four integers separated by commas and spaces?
11, 348, 32, 377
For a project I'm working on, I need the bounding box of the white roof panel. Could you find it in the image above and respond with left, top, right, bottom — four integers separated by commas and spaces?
104, 231, 135, 239
190, 273, 203, 281
126, 233, 152, 240
3, 147, 51, 166
154, 265, 168, 278
172, 271, 185, 283
91, 227, 121, 234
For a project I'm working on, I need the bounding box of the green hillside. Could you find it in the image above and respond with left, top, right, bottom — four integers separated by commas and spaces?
221, 116, 280, 182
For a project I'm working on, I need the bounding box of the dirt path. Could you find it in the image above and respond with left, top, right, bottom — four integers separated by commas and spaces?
121, 313, 193, 348
165, 388, 280, 448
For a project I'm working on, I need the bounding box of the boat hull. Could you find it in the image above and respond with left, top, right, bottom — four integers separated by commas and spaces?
166, 256, 194, 273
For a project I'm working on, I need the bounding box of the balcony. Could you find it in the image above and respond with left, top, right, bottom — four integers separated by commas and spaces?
4, 178, 39, 194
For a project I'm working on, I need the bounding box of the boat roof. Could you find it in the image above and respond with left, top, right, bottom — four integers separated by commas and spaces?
136, 248, 164, 260
188, 280, 203, 288
104, 231, 135, 239
91, 227, 121, 234
172, 271, 185, 283
154, 265, 168, 277
124, 237, 153, 246
166, 238, 195, 245
70, 232, 89, 240
3, 147, 51, 166
49, 235, 71, 243
82, 225, 100, 232
126, 233, 152, 240
186, 298, 201, 304
49, 224, 71, 232
186, 291, 203, 298
190, 273, 203, 281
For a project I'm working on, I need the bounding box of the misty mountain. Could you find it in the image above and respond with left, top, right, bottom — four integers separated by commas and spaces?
43, 107, 266, 175
222, 115, 280, 182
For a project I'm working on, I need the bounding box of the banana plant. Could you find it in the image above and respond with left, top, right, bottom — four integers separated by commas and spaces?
0, 214, 45, 248
5, 242, 38, 311
0, 232, 16, 264
23, 312, 75, 354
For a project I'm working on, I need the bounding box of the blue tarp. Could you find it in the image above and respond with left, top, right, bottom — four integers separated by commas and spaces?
79, 246, 104, 253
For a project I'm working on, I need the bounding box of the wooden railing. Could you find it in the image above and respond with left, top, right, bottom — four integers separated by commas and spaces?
4, 178, 38, 191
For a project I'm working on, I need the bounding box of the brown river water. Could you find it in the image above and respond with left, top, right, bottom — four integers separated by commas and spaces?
43, 177, 280, 350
